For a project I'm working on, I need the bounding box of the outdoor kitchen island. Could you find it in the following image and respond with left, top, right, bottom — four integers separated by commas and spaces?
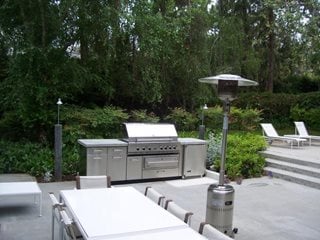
78, 123, 207, 182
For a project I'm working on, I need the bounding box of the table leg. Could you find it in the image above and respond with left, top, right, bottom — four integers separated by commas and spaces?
39, 192, 42, 217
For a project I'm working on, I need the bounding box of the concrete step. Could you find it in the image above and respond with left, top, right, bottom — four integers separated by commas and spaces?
264, 166, 320, 190
261, 152, 320, 169
266, 158, 320, 179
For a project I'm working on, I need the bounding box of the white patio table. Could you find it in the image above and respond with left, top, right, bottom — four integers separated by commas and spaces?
0, 181, 42, 216
59, 186, 206, 240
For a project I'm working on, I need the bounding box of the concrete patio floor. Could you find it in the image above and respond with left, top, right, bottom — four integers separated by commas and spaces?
1, 145, 320, 240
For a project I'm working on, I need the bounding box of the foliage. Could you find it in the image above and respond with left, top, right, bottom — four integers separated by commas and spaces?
0, 140, 53, 178
296, 92, 320, 109
229, 107, 262, 131
203, 106, 223, 130
63, 105, 129, 139
206, 131, 222, 168
129, 110, 160, 123
0, 0, 319, 144
177, 131, 199, 138
213, 133, 267, 180
290, 106, 320, 131
234, 92, 298, 127
0, 0, 319, 180
204, 106, 262, 131
165, 107, 198, 131
274, 75, 319, 93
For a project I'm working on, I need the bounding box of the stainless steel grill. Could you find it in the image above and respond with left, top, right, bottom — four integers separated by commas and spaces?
122, 123, 182, 179
123, 123, 180, 155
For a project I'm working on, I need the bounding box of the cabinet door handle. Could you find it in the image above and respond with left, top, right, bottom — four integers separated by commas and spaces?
113, 149, 123, 152
93, 149, 103, 153
93, 157, 102, 160
129, 158, 140, 162
112, 156, 123, 160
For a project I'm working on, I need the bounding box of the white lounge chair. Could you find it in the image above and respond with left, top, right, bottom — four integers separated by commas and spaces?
293, 121, 320, 146
260, 123, 307, 148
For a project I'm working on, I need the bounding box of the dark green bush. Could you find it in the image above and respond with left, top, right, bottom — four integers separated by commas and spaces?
290, 106, 320, 131
213, 133, 266, 180
274, 75, 319, 93
203, 106, 223, 130
63, 105, 129, 139
235, 92, 320, 128
204, 106, 262, 131
296, 92, 320, 109
229, 107, 262, 131
235, 92, 298, 128
129, 109, 160, 123
165, 107, 198, 131
0, 140, 53, 177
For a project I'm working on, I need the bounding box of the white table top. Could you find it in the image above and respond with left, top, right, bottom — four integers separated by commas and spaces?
60, 187, 189, 240
105, 226, 207, 240
0, 182, 41, 196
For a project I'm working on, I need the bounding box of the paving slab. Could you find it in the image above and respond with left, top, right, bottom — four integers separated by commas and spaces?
1, 175, 319, 240
1, 142, 320, 240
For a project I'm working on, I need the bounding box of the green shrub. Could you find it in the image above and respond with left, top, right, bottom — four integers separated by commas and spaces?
229, 107, 262, 131
63, 105, 129, 139
165, 108, 198, 131
206, 131, 222, 168
274, 75, 319, 93
0, 140, 53, 178
178, 131, 199, 138
129, 109, 160, 123
234, 92, 298, 128
204, 106, 262, 131
297, 92, 320, 109
203, 106, 223, 130
235, 92, 320, 128
213, 133, 266, 180
290, 106, 320, 131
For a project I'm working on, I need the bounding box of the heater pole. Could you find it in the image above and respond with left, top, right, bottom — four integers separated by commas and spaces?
219, 100, 230, 185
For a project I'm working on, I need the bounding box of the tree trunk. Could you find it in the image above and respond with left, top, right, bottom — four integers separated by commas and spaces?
266, 7, 275, 92
38, 0, 46, 49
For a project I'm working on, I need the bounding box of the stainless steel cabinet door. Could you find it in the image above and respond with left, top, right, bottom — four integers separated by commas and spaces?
183, 144, 207, 177
126, 156, 142, 180
107, 147, 127, 181
87, 148, 108, 176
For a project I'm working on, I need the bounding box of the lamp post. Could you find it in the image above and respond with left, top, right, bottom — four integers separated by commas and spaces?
55, 98, 63, 181
198, 74, 258, 237
199, 104, 208, 139
57, 98, 62, 124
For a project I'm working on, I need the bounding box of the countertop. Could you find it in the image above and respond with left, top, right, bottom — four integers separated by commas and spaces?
78, 139, 128, 147
178, 138, 207, 145
78, 138, 207, 147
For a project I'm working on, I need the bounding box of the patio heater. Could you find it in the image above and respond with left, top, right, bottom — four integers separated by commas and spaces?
199, 104, 208, 140
55, 98, 63, 181
198, 74, 258, 238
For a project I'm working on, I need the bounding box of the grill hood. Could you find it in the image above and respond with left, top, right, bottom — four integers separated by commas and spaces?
123, 123, 178, 142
